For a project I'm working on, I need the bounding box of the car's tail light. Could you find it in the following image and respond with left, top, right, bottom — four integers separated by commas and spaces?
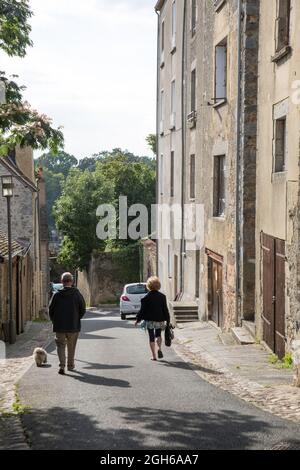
121, 295, 130, 301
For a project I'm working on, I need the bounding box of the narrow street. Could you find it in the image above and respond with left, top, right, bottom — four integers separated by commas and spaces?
19, 309, 300, 450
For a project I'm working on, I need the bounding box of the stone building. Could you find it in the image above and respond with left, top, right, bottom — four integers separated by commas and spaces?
0, 147, 50, 339
155, 0, 259, 330
255, 0, 300, 358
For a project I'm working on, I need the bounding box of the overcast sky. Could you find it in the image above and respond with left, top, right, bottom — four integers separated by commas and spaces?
0, 0, 157, 159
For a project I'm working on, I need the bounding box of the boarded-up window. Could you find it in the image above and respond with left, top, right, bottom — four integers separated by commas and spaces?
170, 151, 175, 197
190, 154, 195, 199
213, 155, 225, 217
215, 39, 227, 101
276, 0, 291, 52
191, 69, 196, 112
274, 117, 286, 172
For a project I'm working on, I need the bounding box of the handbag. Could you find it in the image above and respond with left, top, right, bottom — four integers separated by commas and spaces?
165, 323, 175, 347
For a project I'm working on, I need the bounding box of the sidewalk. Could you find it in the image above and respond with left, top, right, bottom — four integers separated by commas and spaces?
0, 321, 54, 449
173, 322, 300, 423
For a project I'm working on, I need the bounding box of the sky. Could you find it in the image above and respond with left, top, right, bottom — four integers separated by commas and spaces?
0, 0, 157, 160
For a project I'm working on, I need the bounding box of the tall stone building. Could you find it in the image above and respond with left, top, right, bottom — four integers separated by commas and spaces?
255, 0, 300, 358
155, 0, 259, 332
0, 147, 50, 339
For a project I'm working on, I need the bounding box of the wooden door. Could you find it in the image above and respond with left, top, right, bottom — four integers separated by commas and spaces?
208, 256, 223, 328
275, 238, 285, 359
262, 233, 286, 359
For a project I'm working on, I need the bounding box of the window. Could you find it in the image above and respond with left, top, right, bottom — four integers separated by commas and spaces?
160, 154, 164, 195
190, 154, 195, 199
275, 0, 291, 53
213, 155, 225, 217
170, 151, 175, 197
274, 117, 287, 173
168, 245, 172, 278
171, 1, 176, 51
191, 69, 196, 112
160, 90, 164, 134
191, 0, 197, 36
171, 80, 176, 114
215, 39, 227, 103
161, 21, 165, 67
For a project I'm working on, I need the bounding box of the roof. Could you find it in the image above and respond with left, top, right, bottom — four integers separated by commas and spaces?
0, 156, 38, 192
0, 231, 29, 260
155, 0, 166, 12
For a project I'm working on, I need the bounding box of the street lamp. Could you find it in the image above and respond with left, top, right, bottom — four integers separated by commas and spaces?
1, 175, 16, 344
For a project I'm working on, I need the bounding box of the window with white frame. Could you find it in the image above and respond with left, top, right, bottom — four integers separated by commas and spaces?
274, 117, 287, 173
215, 38, 227, 103
273, 99, 288, 173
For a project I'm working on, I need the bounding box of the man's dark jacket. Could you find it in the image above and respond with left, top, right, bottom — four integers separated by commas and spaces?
49, 287, 86, 333
136, 291, 170, 324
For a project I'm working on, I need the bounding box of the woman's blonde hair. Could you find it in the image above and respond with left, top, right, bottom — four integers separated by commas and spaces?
147, 276, 161, 292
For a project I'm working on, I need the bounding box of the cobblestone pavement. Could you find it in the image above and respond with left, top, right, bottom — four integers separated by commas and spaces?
173, 322, 300, 424
0, 321, 54, 450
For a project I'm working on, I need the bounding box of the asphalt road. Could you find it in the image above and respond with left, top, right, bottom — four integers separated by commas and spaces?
19, 309, 300, 450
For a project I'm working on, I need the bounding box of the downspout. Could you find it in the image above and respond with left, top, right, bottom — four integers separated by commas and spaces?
180, 0, 187, 293
235, 0, 243, 326
155, 8, 160, 278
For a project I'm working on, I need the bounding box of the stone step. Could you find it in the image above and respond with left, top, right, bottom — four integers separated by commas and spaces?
231, 327, 256, 345
218, 332, 237, 346
242, 320, 256, 339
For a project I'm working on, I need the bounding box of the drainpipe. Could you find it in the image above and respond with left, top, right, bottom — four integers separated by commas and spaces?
235, 0, 243, 326
180, 0, 187, 293
155, 8, 160, 278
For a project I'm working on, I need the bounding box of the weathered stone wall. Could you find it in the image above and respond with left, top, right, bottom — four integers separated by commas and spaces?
77, 248, 140, 306
142, 240, 157, 281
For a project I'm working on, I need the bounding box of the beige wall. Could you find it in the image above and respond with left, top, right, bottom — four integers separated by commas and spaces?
256, 0, 300, 347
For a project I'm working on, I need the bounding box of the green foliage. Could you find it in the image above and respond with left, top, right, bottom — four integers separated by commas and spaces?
54, 169, 114, 269
53, 149, 156, 270
0, 72, 64, 155
0, 0, 33, 57
0, 1, 64, 156
146, 133, 157, 155
268, 352, 293, 369
37, 151, 78, 177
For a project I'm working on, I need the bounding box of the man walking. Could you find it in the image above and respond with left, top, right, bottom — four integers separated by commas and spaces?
49, 272, 86, 375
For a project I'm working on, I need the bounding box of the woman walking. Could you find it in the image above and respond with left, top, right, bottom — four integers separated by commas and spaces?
135, 276, 170, 361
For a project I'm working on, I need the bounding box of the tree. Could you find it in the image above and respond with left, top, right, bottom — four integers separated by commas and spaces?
36, 151, 78, 178
53, 169, 114, 269
0, 0, 33, 57
146, 133, 157, 156
0, 72, 64, 155
53, 149, 157, 269
35, 151, 78, 231
0, 2, 64, 155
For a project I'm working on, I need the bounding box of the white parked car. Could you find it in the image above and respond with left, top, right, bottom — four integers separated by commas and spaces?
120, 283, 148, 320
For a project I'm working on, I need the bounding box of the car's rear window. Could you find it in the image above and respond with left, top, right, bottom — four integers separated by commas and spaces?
126, 285, 148, 295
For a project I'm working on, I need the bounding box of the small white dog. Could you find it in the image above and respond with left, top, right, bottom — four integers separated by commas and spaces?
33, 347, 47, 367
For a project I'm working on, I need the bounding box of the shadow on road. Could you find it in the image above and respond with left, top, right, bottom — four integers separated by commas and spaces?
20, 405, 295, 450
158, 360, 223, 375
67, 370, 131, 388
